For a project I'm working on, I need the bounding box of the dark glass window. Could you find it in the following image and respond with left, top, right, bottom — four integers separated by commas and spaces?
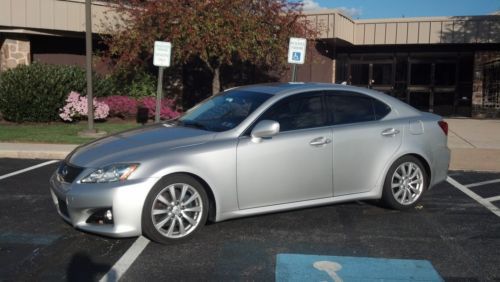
410, 63, 432, 85
374, 99, 391, 119
372, 64, 392, 85
435, 63, 456, 86
351, 64, 369, 85
326, 92, 390, 125
258, 92, 326, 132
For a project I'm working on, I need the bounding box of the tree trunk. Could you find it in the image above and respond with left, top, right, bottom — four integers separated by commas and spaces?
211, 66, 220, 96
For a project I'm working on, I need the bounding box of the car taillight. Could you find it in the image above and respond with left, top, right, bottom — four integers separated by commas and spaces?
438, 120, 448, 136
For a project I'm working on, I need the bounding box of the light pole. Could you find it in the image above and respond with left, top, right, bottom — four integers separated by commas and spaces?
80, 0, 105, 137
85, 0, 94, 132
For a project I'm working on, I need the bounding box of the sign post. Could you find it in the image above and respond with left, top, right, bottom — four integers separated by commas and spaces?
153, 41, 172, 123
287, 37, 307, 82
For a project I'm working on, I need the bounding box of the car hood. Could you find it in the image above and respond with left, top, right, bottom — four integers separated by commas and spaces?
68, 124, 215, 167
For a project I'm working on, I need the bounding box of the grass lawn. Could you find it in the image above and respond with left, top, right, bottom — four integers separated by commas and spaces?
0, 121, 140, 144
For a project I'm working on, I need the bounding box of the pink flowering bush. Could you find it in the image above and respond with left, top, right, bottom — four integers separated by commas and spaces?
99, 95, 138, 118
139, 97, 181, 120
59, 91, 110, 122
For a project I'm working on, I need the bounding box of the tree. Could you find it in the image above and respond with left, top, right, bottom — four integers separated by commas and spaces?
104, 0, 314, 96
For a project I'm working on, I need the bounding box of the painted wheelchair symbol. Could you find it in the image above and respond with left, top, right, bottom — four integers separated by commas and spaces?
313, 261, 343, 282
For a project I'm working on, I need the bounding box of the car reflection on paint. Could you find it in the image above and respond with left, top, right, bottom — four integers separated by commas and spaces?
49, 83, 450, 244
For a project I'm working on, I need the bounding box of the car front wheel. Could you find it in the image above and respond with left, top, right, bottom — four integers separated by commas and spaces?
142, 174, 209, 244
382, 156, 428, 210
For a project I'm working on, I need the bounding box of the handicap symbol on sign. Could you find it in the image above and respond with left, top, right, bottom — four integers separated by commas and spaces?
292, 52, 301, 62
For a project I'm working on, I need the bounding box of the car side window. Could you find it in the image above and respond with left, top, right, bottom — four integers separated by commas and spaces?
326, 91, 391, 125
374, 98, 391, 119
258, 92, 326, 132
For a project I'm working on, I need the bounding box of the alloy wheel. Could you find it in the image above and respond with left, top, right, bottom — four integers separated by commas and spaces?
151, 183, 204, 239
390, 162, 424, 205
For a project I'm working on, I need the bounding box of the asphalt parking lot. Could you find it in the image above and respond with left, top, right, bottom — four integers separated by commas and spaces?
1, 158, 499, 281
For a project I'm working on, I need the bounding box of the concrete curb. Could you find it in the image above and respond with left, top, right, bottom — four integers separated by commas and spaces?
0, 143, 77, 160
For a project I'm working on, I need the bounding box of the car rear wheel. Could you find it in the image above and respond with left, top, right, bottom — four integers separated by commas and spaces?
382, 156, 428, 210
142, 174, 208, 244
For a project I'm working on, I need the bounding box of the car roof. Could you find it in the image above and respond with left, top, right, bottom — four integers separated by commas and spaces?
232, 82, 335, 95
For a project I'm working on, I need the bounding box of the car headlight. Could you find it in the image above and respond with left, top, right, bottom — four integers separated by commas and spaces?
80, 163, 139, 183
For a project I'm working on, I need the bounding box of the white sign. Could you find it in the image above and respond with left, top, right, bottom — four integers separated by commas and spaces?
287, 37, 307, 64
153, 41, 172, 67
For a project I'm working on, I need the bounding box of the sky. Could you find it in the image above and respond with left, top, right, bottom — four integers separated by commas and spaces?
302, 0, 500, 19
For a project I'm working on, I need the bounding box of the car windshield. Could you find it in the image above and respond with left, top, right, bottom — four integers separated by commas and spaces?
176, 90, 272, 132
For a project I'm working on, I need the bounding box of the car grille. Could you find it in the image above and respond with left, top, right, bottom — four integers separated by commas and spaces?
58, 162, 84, 183
58, 198, 70, 218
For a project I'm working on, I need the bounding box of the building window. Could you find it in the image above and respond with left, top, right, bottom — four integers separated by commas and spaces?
410, 63, 432, 85
435, 63, 456, 86
372, 64, 392, 85
351, 64, 369, 85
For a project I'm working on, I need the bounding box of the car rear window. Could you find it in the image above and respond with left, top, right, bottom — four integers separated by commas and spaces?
325, 91, 391, 125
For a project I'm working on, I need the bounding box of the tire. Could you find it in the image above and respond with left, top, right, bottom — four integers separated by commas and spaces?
381, 155, 428, 210
142, 174, 209, 244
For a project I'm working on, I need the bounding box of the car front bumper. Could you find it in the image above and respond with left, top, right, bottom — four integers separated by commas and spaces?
49, 172, 158, 238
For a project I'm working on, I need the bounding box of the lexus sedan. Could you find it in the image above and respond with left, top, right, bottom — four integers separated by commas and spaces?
50, 83, 450, 244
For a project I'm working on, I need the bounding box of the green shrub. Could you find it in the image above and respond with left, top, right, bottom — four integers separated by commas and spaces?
0, 63, 86, 122
127, 70, 156, 98
0, 63, 157, 122
106, 68, 156, 98
0, 63, 125, 122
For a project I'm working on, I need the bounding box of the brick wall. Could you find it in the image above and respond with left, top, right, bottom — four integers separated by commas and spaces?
472, 51, 500, 118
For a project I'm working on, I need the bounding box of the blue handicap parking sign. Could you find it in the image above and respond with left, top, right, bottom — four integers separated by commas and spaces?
292, 52, 301, 62
276, 253, 443, 281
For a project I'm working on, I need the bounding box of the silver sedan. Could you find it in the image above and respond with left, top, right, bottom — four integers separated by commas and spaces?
49, 83, 450, 244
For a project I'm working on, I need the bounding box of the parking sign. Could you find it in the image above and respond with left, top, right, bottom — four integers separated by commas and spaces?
288, 37, 307, 64
153, 41, 172, 67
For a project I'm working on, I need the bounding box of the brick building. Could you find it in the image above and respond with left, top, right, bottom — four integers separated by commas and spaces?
0, 0, 111, 72
1, 1, 499, 117
299, 10, 500, 118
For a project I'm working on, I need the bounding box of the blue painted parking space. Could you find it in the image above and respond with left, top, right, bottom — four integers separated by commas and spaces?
276, 254, 443, 282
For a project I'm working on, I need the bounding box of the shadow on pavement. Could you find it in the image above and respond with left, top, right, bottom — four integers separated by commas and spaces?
67, 252, 112, 282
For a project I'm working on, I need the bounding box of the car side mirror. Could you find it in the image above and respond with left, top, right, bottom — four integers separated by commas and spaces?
251, 120, 280, 143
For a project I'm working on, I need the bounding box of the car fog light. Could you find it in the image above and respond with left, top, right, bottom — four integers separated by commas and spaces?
105, 210, 113, 221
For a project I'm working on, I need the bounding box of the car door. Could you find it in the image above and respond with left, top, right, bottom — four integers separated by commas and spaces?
236, 92, 333, 209
325, 91, 402, 196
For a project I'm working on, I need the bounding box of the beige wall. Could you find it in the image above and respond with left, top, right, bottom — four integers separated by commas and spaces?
306, 11, 355, 44
0, 0, 115, 34
1, 2, 498, 45
306, 10, 500, 45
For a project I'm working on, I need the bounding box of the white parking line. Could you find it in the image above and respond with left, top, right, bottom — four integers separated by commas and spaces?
99, 236, 150, 282
0, 160, 59, 180
485, 195, 500, 202
465, 179, 500, 188
447, 176, 500, 218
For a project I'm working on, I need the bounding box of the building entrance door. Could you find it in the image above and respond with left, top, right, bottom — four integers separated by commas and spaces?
350, 60, 394, 94
337, 53, 473, 117
408, 59, 458, 115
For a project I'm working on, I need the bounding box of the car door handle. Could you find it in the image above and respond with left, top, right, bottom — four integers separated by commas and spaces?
381, 128, 400, 137
309, 137, 332, 146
